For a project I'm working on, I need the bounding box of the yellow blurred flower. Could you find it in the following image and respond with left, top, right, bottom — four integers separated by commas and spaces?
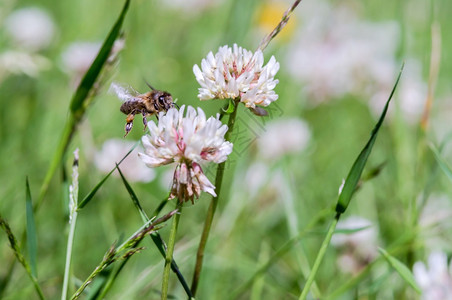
255, 1, 296, 42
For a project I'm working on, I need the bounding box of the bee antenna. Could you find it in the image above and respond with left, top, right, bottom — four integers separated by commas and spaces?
174, 103, 180, 109
142, 77, 156, 91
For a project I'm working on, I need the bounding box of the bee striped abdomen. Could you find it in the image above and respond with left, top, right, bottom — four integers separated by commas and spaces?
120, 101, 146, 114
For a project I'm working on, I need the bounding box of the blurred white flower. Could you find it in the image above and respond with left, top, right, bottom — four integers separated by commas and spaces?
414, 251, 452, 300
286, 1, 404, 103
369, 59, 427, 122
95, 139, 155, 183
193, 44, 280, 109
332, 216, 378, 274
257, 118, 310, 160
139, 105, 233, 202
0, 50, 51, 80
60, 39, 124, 88
4, 7, 55, 51
60, 42, 101, 76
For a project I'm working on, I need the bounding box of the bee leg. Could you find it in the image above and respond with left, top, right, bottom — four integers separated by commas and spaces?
124, 114, 135, 137
142, 112, 148, 131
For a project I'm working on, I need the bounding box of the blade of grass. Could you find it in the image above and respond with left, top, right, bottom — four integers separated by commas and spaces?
115, 166, 193, 298
78, 142, 137, 209
378, 248, 421, 294
299, 65, 404, 300
232, 206, 332, 298
0, 215, 45, 300
1, 1, 132, 295
429, 142, 452, 182
299, 213, 340, 300
37, 0, 131, 210
116, 164, 149, 220
25, 177, 38, 278
336, 63, 404, 213
72, 210, 177, 300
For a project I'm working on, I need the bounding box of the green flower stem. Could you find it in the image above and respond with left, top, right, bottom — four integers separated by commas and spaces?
299, 212, 340, 300
190, 99, 239, 296
62, 211, 78, 300
161, 204, 183, 300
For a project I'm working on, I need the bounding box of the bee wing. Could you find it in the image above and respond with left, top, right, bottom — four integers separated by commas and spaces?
109, 82, 141, 102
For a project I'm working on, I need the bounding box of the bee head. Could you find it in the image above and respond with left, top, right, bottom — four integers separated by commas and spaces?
153, 91, 174, 111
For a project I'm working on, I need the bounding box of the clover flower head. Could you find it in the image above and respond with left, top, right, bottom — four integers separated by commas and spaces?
139, 105, 233, 203
193, 44, 280, 109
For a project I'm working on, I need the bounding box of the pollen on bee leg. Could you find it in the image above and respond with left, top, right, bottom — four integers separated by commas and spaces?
142, 112, 148, 130
124, 114, 135, 137
124, 122, 133, 137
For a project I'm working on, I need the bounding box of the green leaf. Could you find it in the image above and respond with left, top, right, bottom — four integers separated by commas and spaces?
116, 165, 149, 221
25, 177, 38, 278
78, 142, 137, 209
37, 0, 131, 210
336, 64, 404, 213
223, 99, 235, 114
70, 0, 130, 116
429, 143, 452, 182
378, 248, 421, 294
115, 169, 192, 298
334, 225, 372, 235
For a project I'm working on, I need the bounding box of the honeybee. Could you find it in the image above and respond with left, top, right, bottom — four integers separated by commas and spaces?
110, 82, 175, 137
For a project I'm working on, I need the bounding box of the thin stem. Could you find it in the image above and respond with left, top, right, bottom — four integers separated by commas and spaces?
0, 216, 46, 300
190, 99, 239, 296
299, 213, 340, 300
257, 0, 303, 51
62, 212, 78, 300
162, 204, 182, 300
62, 149, 79, 300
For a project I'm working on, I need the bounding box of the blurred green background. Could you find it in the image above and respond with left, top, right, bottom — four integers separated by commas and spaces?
1, 0, 452, 299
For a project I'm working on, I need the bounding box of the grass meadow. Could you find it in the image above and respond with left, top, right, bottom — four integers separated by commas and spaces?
1, 0, 452, 299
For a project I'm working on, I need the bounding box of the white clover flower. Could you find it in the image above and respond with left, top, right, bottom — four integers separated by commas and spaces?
139, 105, 233, 203
95, 139, 155, 183
193, 44, 280, 109
414, 251, 452, 300
4, 7, 56, 51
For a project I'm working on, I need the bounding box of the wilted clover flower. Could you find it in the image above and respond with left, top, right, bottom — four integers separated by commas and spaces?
193, 44, 279, 112
138, 105, 233, 203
